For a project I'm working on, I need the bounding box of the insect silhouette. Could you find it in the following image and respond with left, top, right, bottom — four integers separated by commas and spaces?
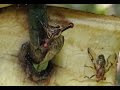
84, 48, 117, 82
19, 4, 74, 82
19, 22, 74, 82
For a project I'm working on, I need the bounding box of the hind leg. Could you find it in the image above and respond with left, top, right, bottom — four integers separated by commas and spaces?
84, 65, 94, 70
105, 62, 113, 73
84, 74, 95, 79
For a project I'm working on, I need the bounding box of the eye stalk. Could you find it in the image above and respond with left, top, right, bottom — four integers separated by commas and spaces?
61, 23, 74, 32
40, 21, 74, 48
41, 22, 74, 39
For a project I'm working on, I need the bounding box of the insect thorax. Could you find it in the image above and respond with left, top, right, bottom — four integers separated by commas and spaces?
96, 54, 106, 67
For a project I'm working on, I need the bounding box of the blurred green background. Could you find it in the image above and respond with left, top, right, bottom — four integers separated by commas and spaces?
48, 4, 120, 16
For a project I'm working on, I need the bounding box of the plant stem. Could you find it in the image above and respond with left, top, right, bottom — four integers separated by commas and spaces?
27, 4, 48, 46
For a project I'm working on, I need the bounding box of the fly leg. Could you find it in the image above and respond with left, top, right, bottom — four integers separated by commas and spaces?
84, 65, 94, 70
84, 65, 96, 79
106, 55, 111, 67
84, 76, 90, 79
105, 62, 113, 73
84, 75, 95, 79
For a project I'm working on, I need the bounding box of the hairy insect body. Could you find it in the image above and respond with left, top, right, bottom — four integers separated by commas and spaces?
95, 55, 106, 81
19, 4, 74, 82
29, 42, 48, 64
84, 48, 115, 82
19, 42, 54, 81
30, 22, 73, 72
19, 22, 73, 82
32, 35, 64, 72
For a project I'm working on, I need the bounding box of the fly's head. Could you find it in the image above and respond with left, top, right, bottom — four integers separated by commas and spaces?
96, 54, 106, 68
41, 22, 74, 48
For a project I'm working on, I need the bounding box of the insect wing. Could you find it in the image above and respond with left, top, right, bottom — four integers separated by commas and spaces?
106, 53, 118, 67
87, 48, 97, 63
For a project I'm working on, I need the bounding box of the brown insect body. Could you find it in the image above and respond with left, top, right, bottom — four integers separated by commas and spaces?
19, 4, 74, 82
19, 22, 74, 82
95, 55, 106, 82
84, 48, 115, 82
30, 22, 74, 64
